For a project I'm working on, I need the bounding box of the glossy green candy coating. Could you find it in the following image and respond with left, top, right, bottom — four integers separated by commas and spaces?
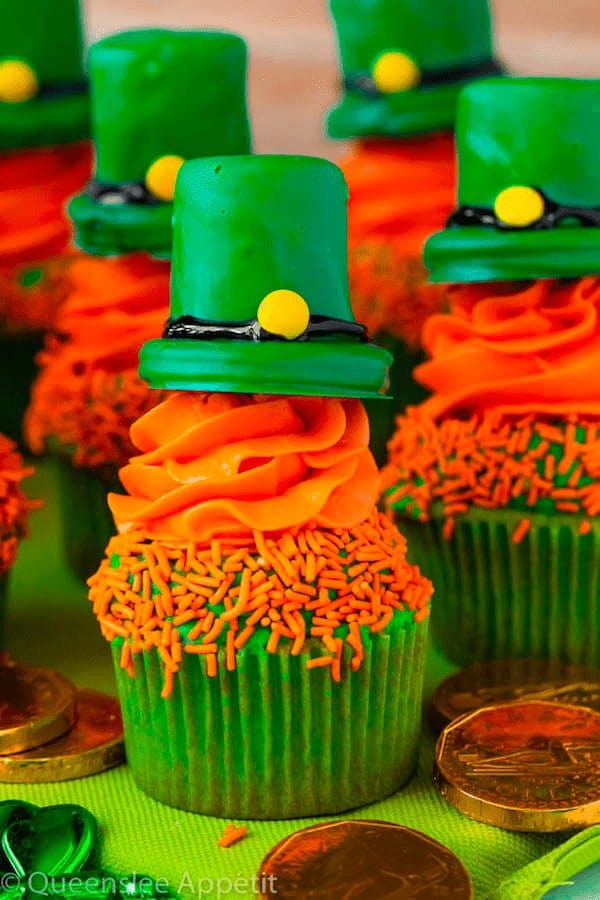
140, 155, 392, 398
0, 0, 88, 150
0, 800, 176, 899
90, 30, 250, 185
425, 77, 600, 283
70, 29, 251, 257
327, 0, 496, 138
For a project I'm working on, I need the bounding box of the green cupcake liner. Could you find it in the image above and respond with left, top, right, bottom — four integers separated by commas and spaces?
398, 508, 600, 667
111, 616, 428, 819
363, 332, 428, 468
53, 458, 118, 583
0, 333, 44, 446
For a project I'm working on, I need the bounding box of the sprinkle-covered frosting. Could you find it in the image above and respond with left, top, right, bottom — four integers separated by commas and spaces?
25, 254, 171, 473
341, 134, 454, 344
383, 410, 600, 539
109, 393, 379, 540
0, 436, 36, 575
88, 510, 432, 695
384, 278, 600, 536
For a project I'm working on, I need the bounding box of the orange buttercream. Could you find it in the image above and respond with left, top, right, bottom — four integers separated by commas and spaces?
109, 393, 379, 541
416, 278, 600, 419
0, 142, 92, 331
0, 142, 92, 266
341, 134, 455, 344
25, 253, 170, 471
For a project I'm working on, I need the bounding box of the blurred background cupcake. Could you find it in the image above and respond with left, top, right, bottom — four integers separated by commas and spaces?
0, 436, 36, 647
383, 77, 600, 667
88, 155, 433, 819
25, 28, 252, 582
0, 0, 91, 443
326, 0, 502, 464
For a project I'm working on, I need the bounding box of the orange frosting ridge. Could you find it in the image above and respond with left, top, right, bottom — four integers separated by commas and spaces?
416, 278, 600, 419
25, 254, 170, 471
340, 134, 455, 343
0, 143, 92, 267
109, 393, 380, 541
342, 133, 456, 247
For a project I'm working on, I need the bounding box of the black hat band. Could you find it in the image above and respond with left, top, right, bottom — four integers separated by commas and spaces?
447, 193, 600, 232
164, 314, 368, 343
345, 58, 503, 98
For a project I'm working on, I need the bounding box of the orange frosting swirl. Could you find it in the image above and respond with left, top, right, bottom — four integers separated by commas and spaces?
0, 143, 92, 267
25, 254, 170, 471
416, 278, 600, 419
45, 253, 170, 373
340, 134, 455, 343
342, 133, 456, 249
109, 393, 379, 541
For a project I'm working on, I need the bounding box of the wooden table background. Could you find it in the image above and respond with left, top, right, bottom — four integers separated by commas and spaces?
84, 0, 600, 159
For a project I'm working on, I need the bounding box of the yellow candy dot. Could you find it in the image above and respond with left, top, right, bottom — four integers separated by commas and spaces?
0, 60, 38, 103
257, 290, 310, 340
371, 51, 420, 93
145, 155, 185, 202
494, 186, 545, 228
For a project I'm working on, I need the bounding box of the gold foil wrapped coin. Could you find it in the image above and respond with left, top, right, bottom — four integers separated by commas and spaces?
0, 688, 125, 783
0, 661, 77, 754
435, 700, 600, 832
431, 658, 600, 731
257, 819, 473, 899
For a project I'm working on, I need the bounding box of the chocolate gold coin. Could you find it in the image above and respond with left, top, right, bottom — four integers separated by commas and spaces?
435, 700, 600, 831
257, 820, 473, 899
0, 661, 77, 754
0, 688, 125, 783
431, 659, 600, 732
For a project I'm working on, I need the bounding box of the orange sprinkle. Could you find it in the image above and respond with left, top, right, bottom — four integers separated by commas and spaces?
512, 518, 531, 545
218, 824, 248, 848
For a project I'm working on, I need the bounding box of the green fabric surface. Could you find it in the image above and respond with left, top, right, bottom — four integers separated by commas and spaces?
1, 461, 568, 899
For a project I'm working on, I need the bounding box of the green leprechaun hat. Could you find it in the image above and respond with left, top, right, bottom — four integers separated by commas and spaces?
326, 0, 501, 139
140, 155, 392, 399
69, 30, 251, 259
425, 78, 600, 283
0, 0, 89, 152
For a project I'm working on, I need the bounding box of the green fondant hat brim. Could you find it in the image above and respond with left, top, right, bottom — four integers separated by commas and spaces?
139, 338, 392, 399
327, 82, 468, 139
68, 194, 173, 258
0, 93, 89, 152
425, 225, 600, 283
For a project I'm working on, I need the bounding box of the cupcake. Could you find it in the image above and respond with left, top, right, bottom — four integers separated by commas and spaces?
384, 77, 600, 667
0, 435, 36, 646
0, 0, 91, 441
25, 29, 251, 581
326, 0, 502, 463
87, 155, 433, 819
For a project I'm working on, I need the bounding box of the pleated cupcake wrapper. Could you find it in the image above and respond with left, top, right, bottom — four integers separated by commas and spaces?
363, 332, 428, 468
53, 458, 117, 583
0, 333, 44, 447
111, 618, 428, 820
398, 510, 600, 667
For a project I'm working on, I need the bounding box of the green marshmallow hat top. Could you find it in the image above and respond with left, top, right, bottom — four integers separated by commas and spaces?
140, 155, 392, 399
425, 77, 600, 284
0, 0, 89, 151
69, 29, 251, 258
326, 0, 501, 139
